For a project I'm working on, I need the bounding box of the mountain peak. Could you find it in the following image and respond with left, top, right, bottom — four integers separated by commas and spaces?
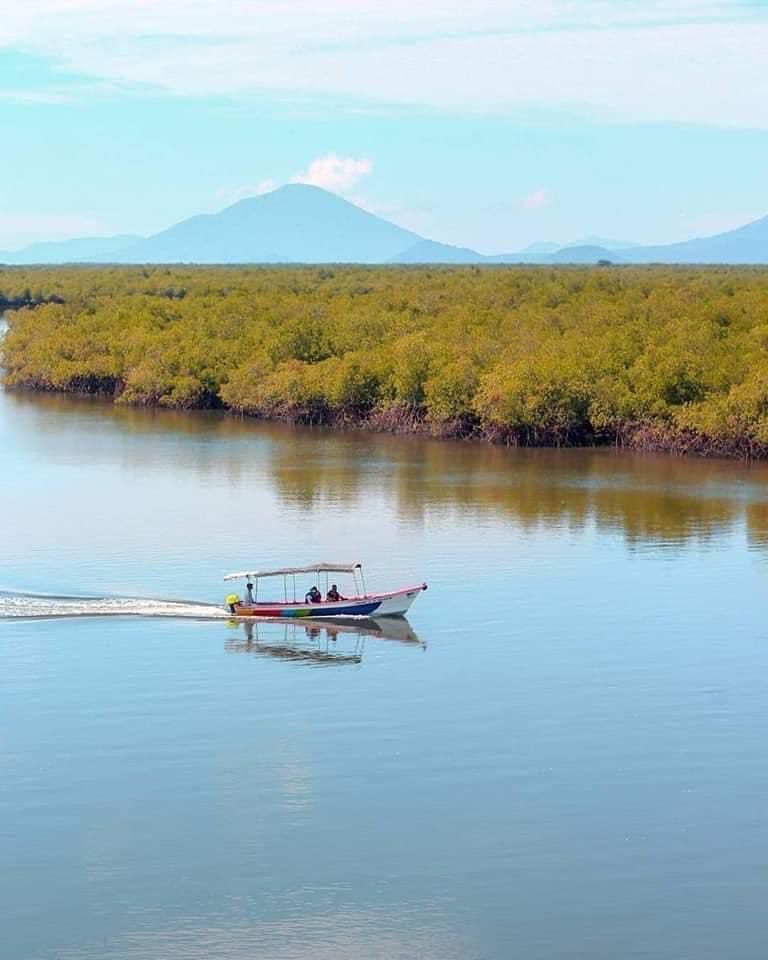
226, 182, 358, 214
237, 182, 338, 201
116, 182, 421, 264
272, 182, 332, 195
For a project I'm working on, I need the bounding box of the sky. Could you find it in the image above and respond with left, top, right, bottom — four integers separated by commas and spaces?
1, 0, 768, 253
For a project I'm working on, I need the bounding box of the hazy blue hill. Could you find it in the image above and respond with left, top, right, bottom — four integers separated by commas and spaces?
389, 238, 488, 263
519, 241, 560, 255
119, 185, 423, 264
576, 235, 638, 250
0, 234, 141, 265
618, 214, 768, 263
518, 236, 637, 256
487, 245, 622, 265
549, 244, 622, 264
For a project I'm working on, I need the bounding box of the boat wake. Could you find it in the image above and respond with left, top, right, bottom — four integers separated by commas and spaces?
0, 590, 228, 621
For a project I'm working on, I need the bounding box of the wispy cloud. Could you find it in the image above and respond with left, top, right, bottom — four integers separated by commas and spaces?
290, 154, 372, 193
0, 88, 75, 104
3, 2, 768, 127
219, 156, 372, 208
521, 188, 553, 210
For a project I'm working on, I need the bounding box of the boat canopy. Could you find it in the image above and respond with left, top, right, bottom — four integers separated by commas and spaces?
224, 562, 362, 582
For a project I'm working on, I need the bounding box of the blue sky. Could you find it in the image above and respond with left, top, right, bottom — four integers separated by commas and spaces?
2, 1, 768, 252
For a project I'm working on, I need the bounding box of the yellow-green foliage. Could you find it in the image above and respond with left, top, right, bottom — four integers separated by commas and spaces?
3, 263, 768, 451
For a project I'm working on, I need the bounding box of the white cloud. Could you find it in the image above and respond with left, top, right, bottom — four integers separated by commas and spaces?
4, 2, 768, 127
0, 89, 75, 104
290, 154, 372, 193
520, 189, 552, 210
217, 159, 370, 211
1, 1, 752, 50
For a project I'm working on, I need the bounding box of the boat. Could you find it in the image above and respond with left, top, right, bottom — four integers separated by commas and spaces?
223, 562, 427, 619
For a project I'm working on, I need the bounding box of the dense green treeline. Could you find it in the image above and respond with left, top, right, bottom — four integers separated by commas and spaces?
3, 264, 768, 457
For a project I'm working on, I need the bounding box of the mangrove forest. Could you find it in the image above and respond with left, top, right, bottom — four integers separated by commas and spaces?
3, 263, 768, 458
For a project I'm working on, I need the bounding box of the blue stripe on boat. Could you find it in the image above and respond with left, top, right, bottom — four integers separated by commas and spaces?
281, 601, 382, 618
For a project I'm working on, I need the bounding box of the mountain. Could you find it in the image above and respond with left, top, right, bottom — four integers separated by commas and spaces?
389, 238, 488, 264
548, 244, 622, 264
117, 185, 426, 264
519, 240, 560, 255
520, 236, 637, 255
616, 214, 768, 264
486, 244, 620, 265
496, 219, 768, 264
0, 234, 141, 265
2, 187, 768, 265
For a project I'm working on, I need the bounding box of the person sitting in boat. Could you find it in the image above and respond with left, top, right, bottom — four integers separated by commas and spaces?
326, 584, 346, 602
305, 585, 322, 604
246, 582, 255, 604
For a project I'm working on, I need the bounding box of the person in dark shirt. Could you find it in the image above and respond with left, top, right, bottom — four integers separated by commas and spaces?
326, 584, 346, 602
305, 585, 322, 604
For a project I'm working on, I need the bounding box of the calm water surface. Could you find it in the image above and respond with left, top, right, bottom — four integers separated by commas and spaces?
3, 381, 768, 959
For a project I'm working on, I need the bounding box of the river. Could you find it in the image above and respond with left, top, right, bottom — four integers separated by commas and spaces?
3, 379, 768, 959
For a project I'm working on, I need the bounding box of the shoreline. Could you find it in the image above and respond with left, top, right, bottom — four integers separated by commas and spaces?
5, 380, 766, 463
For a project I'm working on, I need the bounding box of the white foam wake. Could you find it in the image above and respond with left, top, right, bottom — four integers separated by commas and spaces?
0, 593, 228, 621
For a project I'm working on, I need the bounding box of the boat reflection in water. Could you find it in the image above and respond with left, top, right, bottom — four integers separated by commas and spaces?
224, 616, 424, 667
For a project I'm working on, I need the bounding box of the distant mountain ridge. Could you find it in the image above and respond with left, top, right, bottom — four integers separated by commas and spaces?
0, 234, 142, 265
615, 215, 768, 264
1, 185, 767, 265
390, 238, 489, 264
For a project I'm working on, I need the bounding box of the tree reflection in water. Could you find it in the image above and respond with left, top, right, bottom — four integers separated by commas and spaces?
7, 389, 768, 549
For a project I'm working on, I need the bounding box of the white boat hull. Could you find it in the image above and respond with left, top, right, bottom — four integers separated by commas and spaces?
230, 583, 427, 619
